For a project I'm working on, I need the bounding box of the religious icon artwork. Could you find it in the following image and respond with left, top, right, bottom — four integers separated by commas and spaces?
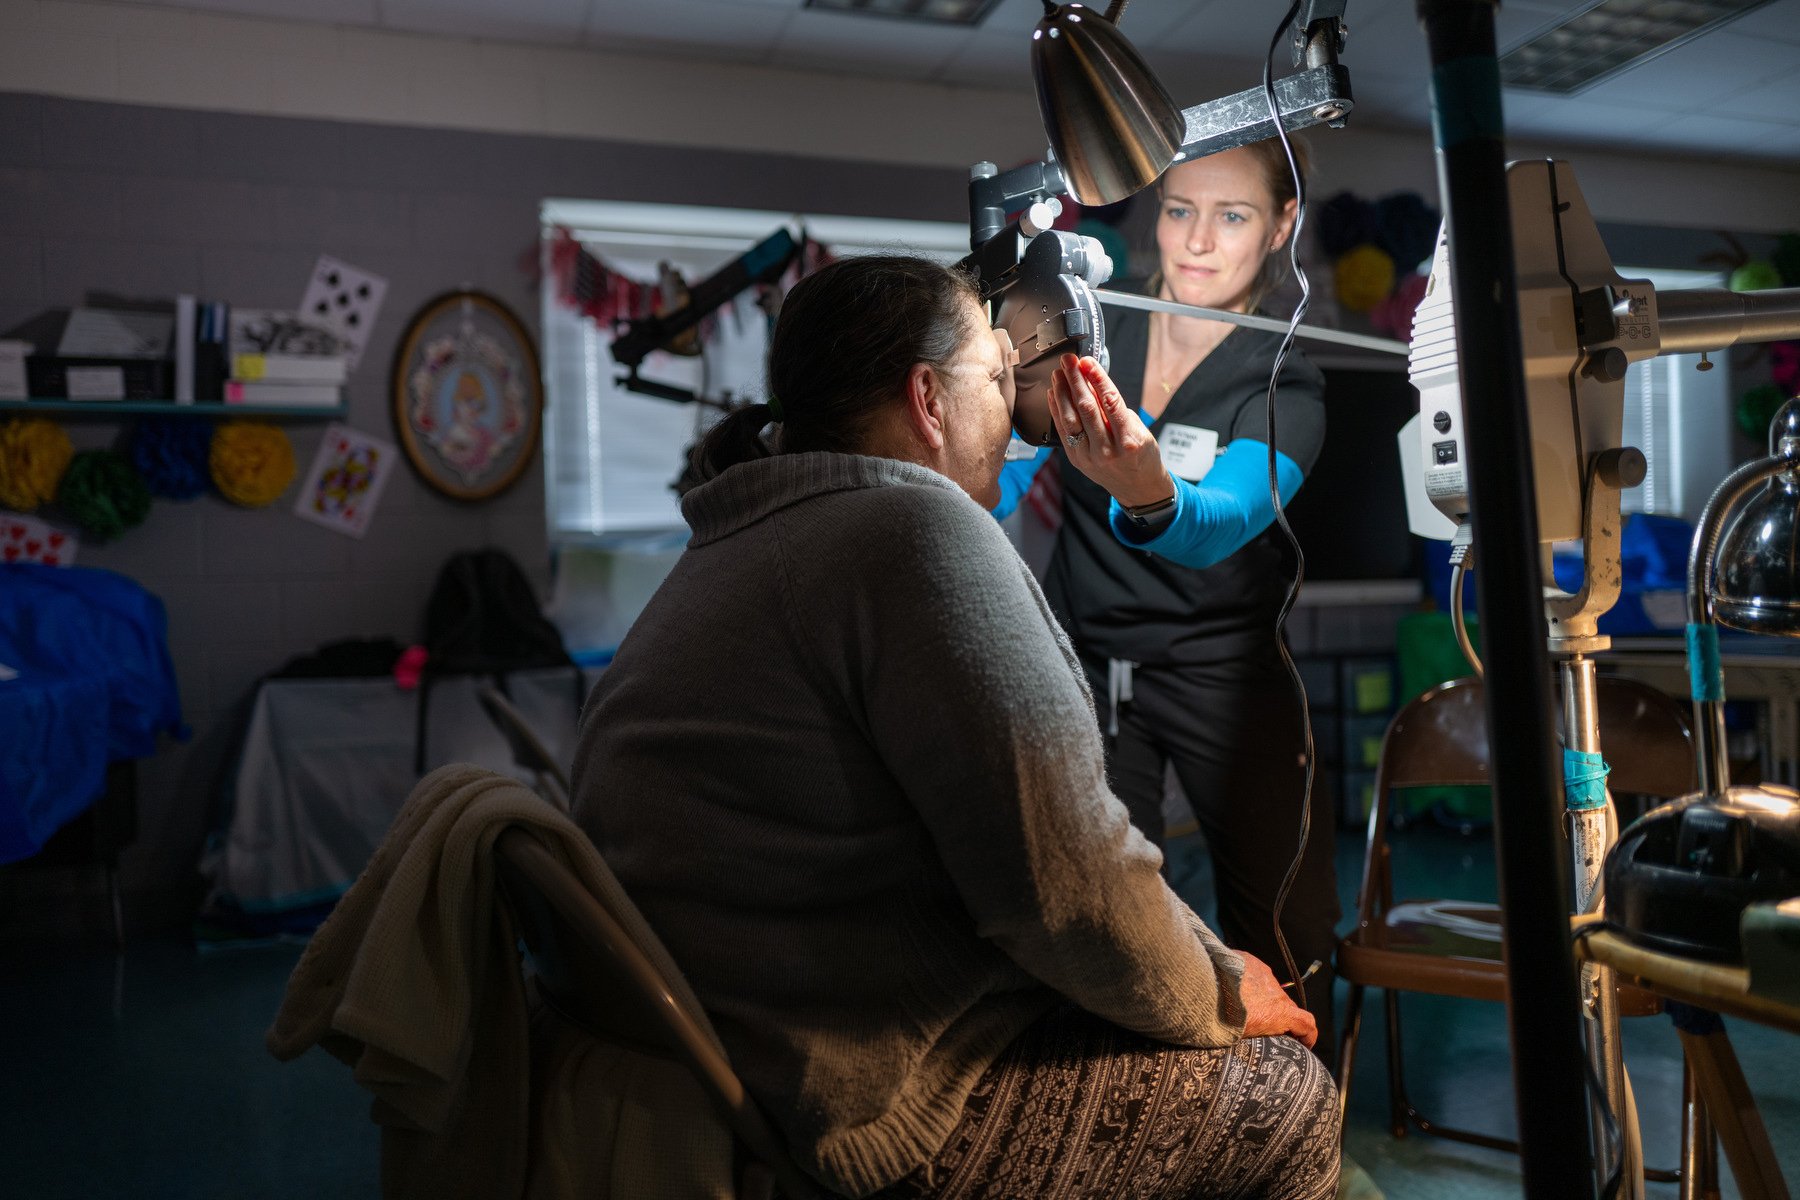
390, 290, 543, 501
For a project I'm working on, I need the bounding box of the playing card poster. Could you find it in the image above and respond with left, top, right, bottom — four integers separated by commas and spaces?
0, 512, 78, 566
293, 424, 396, 538
298, 255, 388, 370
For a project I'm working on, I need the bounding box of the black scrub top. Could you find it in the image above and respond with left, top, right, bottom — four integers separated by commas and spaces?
1043, 299, 1327, 667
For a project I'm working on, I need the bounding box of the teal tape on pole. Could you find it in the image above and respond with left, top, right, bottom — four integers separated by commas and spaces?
1687, 622, 1725, 702
1430, 57, 1506, 149
1564, 748, 1611, 812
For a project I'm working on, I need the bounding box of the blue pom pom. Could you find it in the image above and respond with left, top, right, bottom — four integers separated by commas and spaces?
130, 417, 213, 501
1373, 192, 1441, 275
1317, 191, 1378, 259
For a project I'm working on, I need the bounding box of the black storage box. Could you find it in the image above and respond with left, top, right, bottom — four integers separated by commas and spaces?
25, 356, 172, 400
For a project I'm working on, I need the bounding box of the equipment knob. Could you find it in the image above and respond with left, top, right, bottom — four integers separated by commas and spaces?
1433, 410, 1452, 434
1583, 347, 1629, 383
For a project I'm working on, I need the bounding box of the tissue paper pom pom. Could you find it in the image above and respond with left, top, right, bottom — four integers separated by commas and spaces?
0, 417, 75, 512
1737, 383, 1788, 441
1370, 271, 1431, 341
1771, 342, 1800, 397
210, 420, 295, 507
1335, 244, 1396, 314
130, 417, 213, 500
1374, 192, 1440, 274
57, 449, 151, 541
1317, 191, 1378, 258
1730, 260, 1782, 293
1773, 233, 1800, 288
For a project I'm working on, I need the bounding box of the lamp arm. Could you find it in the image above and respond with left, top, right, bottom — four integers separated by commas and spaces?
1175, 63, 1355, 161
1685, 454, 1788, 793
1653, 286, 1800, 355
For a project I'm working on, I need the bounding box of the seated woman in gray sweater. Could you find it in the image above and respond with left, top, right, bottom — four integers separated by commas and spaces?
571, 255, 1338, 1200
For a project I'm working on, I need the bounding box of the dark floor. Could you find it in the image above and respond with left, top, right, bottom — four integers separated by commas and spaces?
2, 824, 1795, 1199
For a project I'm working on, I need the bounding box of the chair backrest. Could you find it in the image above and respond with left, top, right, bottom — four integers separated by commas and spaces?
492, 827, 831, 1200
1375, 674, 1695, 795
478, 686, 572, 811
1356, 674, 1696, 927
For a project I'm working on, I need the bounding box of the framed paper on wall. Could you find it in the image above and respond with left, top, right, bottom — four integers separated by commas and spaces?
391, 290, 543, 501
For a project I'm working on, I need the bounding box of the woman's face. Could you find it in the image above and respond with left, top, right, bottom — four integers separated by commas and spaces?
934, 299, 1018, 508
1154, 147, 1295, 314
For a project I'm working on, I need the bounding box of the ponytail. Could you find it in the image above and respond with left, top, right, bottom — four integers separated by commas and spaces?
691, 401, 778, 482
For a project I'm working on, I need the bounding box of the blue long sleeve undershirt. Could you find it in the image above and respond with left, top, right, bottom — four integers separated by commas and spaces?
990, 435, 1304, 570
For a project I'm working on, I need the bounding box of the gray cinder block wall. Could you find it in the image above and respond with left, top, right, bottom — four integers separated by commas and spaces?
0, 91, 965, 936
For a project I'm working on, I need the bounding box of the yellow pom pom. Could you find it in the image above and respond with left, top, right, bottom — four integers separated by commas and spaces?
210, 420, 296, 508
0, 417, 76, 512
1335, 243, 1397, 315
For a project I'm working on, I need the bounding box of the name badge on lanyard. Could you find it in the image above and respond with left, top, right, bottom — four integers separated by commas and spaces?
1159, 423, 1221, 482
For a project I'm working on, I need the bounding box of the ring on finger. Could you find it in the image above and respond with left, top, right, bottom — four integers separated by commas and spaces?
1065, 430, 1086, 445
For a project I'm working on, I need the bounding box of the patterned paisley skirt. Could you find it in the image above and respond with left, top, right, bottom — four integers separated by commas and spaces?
872, 1006, 1340, 1200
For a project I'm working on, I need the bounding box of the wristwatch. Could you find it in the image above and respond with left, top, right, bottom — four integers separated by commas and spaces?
1121, 492, 1178, 532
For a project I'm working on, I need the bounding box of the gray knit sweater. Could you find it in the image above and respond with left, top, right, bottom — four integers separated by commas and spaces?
570, 452, 1247, 1198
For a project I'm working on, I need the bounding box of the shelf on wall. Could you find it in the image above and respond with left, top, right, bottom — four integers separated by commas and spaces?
0, 399, 348, 420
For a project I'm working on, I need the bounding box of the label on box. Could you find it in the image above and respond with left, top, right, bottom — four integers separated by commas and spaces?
0, 341, 28, 400
65, 366, 126, 400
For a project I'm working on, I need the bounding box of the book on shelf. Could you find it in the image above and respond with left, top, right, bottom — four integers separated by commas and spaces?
224, 380, 343, 407
231, 353, 348, 384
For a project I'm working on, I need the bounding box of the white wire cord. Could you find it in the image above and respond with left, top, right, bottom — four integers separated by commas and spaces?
1260, 0, 1317, 998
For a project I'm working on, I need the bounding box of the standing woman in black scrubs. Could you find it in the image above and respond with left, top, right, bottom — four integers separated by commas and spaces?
993, 136, 1338, 1062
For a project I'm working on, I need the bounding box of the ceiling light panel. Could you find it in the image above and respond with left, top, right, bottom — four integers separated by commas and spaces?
803, 0, 1005, 25
1500, 0, 1778, 94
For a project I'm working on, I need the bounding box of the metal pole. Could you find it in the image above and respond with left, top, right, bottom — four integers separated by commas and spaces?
1416, 1, 1597, 1194
1561, 655, 1634, 1196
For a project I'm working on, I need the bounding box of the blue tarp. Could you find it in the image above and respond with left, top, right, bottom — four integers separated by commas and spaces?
0, 565, 183, 862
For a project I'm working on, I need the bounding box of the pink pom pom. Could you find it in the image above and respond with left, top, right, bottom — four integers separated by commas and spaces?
1370, 272, 1430, 341
1771, 341, 1800, 397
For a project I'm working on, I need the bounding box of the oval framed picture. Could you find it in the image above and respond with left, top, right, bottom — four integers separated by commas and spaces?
390, 290, 543, 501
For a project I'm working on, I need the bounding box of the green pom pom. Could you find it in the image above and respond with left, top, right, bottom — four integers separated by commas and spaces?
56, 449, 151, 541
1730, 260, 1782, 293
1737, 383, 1787, 442
1774, 233, 1800, 289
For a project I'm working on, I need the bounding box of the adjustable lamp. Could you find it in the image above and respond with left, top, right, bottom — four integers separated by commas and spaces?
1030, 2, 1182, 206
1713, 398, 1800, 636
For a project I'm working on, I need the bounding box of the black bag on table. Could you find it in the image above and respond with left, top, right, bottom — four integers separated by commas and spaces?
415, 549, 582, 774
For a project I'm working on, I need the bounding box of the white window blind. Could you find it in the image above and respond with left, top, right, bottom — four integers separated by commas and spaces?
1617, 266, 1731, 521
539, 201, 967, 543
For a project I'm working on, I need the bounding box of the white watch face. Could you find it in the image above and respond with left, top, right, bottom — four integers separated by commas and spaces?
1159, 423, 1220, 481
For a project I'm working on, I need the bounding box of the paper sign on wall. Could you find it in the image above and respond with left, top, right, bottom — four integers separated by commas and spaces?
298, 256, 388, 370
293, 424, 397, 539
1, 511, 78, 565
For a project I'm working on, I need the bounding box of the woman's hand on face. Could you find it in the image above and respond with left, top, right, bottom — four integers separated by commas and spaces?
1048, 354, 1175, 509
1236, 951, 1319, 1048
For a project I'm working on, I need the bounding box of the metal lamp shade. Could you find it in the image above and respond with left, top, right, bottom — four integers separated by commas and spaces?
1031, 3, 1183, 207
1714, 484, 1800, 635
1713, 398, 1800, 636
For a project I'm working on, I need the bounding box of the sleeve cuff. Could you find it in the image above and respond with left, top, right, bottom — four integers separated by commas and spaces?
1109, 478, 1189, 549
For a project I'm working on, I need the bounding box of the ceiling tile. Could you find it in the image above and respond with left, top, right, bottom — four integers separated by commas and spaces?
931, 32, 1031, 88
769, 7, 969, 80
1712, 0, 1800, 46
585, 0, 791, 61
379, 0, 591, 45
1571, 30, 1799, 109
1711, 73, 1800, 124
1644, 112, 1800, 160
115, 0, 380, 20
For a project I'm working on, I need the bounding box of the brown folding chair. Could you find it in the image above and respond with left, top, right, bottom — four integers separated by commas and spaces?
493, 826, 835, 1200
1335, 673, 1696, 1170
477, 686, 572, 812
